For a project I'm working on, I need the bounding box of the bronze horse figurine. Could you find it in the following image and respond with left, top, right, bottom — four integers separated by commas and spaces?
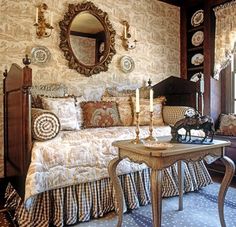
171, 112, 215, 143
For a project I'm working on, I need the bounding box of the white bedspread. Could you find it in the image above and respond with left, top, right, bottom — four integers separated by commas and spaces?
24, 126, 203, 208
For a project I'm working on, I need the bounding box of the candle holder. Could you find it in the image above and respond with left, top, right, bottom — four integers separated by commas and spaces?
34, 3, 54, 38
144, 111, 156, 141
131, 112, 141, 144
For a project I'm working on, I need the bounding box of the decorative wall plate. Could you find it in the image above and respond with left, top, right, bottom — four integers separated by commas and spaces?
191, 53, 204, 66
191, 31, 204, 46
31, 46, 51, 64
120, 56, 135, 73
191, 9, 204, 27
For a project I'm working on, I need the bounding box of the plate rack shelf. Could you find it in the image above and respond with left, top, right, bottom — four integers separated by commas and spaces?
186, 5, 205, 81
180, 0, 231, 117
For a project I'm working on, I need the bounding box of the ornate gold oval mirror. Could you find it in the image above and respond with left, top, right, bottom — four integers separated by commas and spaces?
59, 1, 116, 76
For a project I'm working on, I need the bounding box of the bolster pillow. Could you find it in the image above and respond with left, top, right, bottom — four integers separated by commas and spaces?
32, 108, 60, 141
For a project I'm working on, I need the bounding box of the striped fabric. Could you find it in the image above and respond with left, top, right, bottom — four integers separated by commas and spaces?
31, 108, 60, 141
5, 161, 212, 227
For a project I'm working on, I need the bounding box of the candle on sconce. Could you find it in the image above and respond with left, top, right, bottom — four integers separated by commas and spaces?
150, 88, 153, 112
50, 12, 53, 26
35, 7, 38, 24
136, 88, 140, 113
124, 25, 127, 39
133, 28, 137, 40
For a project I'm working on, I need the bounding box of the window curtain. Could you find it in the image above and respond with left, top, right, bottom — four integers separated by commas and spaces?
213, 0, 236, 80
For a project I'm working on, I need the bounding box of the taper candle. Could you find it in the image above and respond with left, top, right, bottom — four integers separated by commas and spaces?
36, 7, 38, 24
150, 88, 153, 112
124, 25, 127, 39
136, 88, 140, 112
50, 12, 53, 26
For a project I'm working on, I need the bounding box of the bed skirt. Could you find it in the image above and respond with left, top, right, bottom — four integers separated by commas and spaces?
5, 160, 212, 227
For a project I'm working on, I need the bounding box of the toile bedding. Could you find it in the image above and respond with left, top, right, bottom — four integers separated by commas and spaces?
4, 84, 213, 227
5, 126, 212, 227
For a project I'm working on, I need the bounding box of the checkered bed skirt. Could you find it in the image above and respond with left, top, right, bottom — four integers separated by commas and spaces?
5, 160, 212, 227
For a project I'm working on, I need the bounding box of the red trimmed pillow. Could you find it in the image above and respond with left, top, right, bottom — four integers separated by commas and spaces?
81, 101, 122, 128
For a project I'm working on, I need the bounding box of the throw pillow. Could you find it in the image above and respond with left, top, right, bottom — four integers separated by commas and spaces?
81, 101, 122, 128
103, 86, 150, 99
131, 96, 166, 126
163, 106, 194, 125
41, 97, 78, 131
102, 96, 133, 126
31, 108, 60, 141
217, 113, 236, 136
31, 83, 68, 108
75, 96, 86, 129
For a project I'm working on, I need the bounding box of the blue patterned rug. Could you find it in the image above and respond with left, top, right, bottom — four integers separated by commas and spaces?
77, 183, 236, 227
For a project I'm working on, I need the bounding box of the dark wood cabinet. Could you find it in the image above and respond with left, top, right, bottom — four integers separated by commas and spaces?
180, 0, 231, 120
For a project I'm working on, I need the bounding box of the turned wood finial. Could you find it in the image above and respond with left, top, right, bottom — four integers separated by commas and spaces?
3, 68, 7, 78
148, 78, 152, 87
22, 54, 31, 67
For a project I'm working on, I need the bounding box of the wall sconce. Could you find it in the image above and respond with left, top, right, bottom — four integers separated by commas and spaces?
34, 3, 53, 38
121, 20, 137, 50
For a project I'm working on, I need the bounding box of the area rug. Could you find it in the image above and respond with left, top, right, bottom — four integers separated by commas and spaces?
76, 183, 236, 227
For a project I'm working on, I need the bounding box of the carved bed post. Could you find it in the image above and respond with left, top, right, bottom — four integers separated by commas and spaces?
3, 68, 8, 178
3, 55, 32, 196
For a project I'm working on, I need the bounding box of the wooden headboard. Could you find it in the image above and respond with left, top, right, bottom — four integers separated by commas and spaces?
3, 59, 32, 196
152, 76, 198, 109
3, 60, 198, 197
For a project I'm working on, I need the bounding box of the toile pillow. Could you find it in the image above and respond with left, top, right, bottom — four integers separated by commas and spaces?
81, 101, 122, 128
74, 96, 86, 129
131, 96, 166, 126
217, 113, 236, 136
31, 108, 60, 141
103, 86, 150, 99
102, 96, 133, 126
31, 83, 68, 108
41, 97, 78, 131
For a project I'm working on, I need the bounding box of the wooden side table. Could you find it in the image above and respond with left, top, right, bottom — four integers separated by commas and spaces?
108, 136, 235, 227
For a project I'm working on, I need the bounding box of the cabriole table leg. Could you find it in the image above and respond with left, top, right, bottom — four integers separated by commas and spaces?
218, 156, 235, 227
108, 157, 123, 227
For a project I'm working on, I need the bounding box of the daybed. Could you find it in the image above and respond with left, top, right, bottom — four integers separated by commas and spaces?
3, 61, 212, 227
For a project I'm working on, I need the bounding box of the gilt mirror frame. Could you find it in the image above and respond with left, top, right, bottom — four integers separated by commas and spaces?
59, 1, 116, 76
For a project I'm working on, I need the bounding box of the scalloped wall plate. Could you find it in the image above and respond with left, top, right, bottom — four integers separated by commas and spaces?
31, 46, 51, 64
120, 56, 135, 73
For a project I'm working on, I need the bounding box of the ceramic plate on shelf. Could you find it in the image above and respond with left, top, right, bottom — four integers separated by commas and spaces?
99, 42, 105, 53
191, 53, 204, 66
190, 72, 204, 82
191, 31, 204, 46
191, 9, 204, 27
143, 141, 173, 150
120, 56, 135, 73
31, 46, 51, 64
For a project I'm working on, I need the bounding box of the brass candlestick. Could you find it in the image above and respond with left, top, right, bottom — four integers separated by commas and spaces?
131, 112, 141, 144
144, 111, 156, 141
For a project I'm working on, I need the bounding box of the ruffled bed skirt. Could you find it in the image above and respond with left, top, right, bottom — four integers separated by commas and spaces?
5, 160, 212, 227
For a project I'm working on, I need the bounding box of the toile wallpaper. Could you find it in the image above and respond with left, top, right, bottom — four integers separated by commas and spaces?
0, 0, 180, 177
